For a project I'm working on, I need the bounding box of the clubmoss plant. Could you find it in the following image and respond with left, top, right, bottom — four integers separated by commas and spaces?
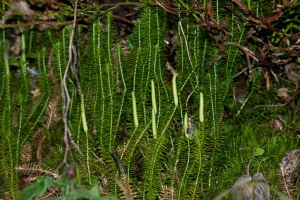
1, 0, 300, 199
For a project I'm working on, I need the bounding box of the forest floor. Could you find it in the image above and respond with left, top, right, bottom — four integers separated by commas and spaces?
1, 0, 300, 199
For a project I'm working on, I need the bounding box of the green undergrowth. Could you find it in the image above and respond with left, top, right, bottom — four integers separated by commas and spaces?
0, 0, 299, 199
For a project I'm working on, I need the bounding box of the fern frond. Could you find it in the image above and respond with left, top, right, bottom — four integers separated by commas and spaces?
278, 164, 295, 199
1, 156, 19, 200
142, 135, 167, 200
16, 164, 59, 180
20, 143, 32, 165
160, 185, 177, 200
191, 127, 209, 199
115, 176, 137, 200
277, 149, 300, 200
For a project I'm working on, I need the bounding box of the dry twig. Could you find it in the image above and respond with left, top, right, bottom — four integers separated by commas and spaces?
178, 21, 199, 113
59, 0, 82, 169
